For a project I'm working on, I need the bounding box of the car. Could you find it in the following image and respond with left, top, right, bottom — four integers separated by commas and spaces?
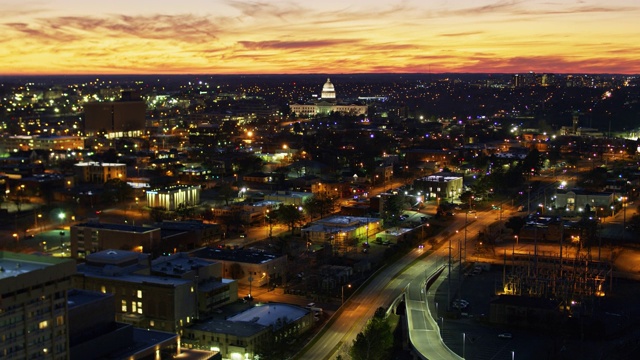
498, 333, 512, 339
418, 244, 424, 250
243, 295, 254, 301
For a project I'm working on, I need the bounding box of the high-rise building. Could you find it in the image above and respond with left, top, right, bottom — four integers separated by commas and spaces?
83, 90, 146, 138
0, 252, 76, 359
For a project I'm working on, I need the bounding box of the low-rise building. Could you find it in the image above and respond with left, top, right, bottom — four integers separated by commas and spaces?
68, 289, 180, 360
413, 171, 464, 201
190, 247, 287, 288
301, 215, 382, 247
70, 221, 162, 258
264, 190, 313, 207
554, 188, 615, 212
183, 303, 313, 359
146, 184, 201, 211
72, 250, 199, 333
74, 161, 127, 184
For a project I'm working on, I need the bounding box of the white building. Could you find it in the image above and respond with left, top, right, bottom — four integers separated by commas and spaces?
289, 78, 367, 117
146, 184, 200, 211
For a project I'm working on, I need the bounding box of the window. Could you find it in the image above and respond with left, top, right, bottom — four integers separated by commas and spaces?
121, 300, 127, 312
132, 301, 137, 313
149, 320, 155, 327
137, 290, 142, 299
137, 302, 142, 314
100, 286, 106, 294
56, 316, 64, 326
38, 320, 48, 329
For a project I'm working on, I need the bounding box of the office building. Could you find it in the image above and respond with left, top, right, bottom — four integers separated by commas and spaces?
0, 252, 76, 359
83, 90, 146, 138
74, 161, 126, 184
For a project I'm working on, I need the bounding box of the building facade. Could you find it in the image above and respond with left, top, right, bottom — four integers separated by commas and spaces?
74, 161, 127, 184
289, 78, 367, 117
190, 248, 287, 287
554, 189, 615, 212
413, 171, 464, 201
146, 185, 201, 211
72, 250, 197, 334
183, 303, 313, 359
70, 221, 162, 258
83, 90, 146, 138
0, 252, 76, 360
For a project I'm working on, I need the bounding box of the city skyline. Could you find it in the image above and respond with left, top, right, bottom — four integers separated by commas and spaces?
1, 0, 640, 76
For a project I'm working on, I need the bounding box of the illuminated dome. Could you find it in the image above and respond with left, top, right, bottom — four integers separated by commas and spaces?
321, 78, 336, 100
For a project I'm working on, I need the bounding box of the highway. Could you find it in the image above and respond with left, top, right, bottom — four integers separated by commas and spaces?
295, 200, 505, 360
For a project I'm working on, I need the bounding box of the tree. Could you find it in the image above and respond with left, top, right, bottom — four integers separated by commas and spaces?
459, 190, 475, 207
217, 182, 236, 206
349, 307, 393, 360
505, 216, 525, 235
381, 194, 406, 226
303, 194, 338, 220
103, 178, 134, 203
150, 206, 168, 222
274, 204, 305, 235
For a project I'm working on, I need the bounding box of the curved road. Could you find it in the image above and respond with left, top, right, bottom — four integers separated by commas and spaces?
296, 205, 500, 360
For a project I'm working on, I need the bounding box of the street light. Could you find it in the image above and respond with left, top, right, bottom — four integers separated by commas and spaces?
462, 332, 466, 359
341, 284, 351, 305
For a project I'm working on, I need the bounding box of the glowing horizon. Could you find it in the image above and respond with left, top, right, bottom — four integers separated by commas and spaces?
1, 0, 639, 76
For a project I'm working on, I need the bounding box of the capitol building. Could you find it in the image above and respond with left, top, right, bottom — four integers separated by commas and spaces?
289, 78, 368, 117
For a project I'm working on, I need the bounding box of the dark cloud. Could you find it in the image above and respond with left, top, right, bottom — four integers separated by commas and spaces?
3, 14, 221, 43
238, 39, 361, 50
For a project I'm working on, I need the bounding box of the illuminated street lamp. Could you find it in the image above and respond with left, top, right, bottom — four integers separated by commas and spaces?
341, 284, 351, 305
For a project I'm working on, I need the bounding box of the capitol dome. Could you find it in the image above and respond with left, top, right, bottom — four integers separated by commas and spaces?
321, 78, 336, 100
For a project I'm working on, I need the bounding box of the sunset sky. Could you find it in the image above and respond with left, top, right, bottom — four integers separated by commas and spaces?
2, 0, 639, 75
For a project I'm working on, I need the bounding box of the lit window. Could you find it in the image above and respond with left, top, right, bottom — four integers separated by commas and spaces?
150, 320, 155, 327
38, 320, 48, 329
137, 302, 143, 314
132, 301, 137, 313
56, 316, 64, 326
121, 300, 127, 312
100, 286, 106, 294
137, 290, 142, 299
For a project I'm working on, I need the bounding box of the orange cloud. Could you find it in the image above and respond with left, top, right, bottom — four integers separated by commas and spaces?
0, 0, 638, 75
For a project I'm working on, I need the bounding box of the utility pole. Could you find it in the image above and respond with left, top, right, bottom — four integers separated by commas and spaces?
448, 235, 452, 310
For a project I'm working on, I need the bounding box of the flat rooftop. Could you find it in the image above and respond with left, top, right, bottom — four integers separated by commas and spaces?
191, 247, 282, 265
0, 251, 75, 281
74, 222, 159, 233
228, 303, 309, 329
0, 251, 76, 293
